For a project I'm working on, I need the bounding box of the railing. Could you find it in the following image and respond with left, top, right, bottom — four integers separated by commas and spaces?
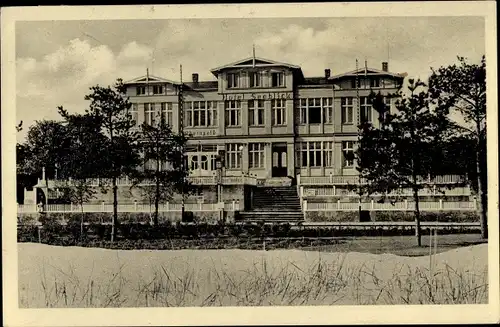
303, 200, 477, 212
18, 201, 242, 213
39, 175, 258, 188
299, 175, 466, 186
301, 186, 471, 197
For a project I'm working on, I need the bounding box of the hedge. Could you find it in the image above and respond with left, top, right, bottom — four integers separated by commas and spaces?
306, 211, 479, 222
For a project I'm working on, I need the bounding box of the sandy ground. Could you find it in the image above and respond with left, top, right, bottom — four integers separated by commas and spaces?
18, 243, 488, 307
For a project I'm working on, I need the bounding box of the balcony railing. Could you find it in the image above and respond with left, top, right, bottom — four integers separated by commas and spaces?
303, 200, 477, 211
301, 186, 471, 197
18, 201, 242, 214
37, 175, 258, 188
298, 174, 466, 186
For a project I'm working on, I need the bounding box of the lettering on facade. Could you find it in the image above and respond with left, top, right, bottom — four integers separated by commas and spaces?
221, 92, 293, 101
188, 129, 218, 137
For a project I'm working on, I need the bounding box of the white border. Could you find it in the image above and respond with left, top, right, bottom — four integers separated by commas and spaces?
2, 2, 499, 326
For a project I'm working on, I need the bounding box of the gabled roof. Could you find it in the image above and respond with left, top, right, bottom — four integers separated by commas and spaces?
210, 57, 302, 77
329, 67, 407, 80
123, 75, 180, 85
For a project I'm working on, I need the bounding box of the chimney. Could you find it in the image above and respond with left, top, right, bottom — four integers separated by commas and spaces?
192, 73, 199, 84
324, 69, 331, 79
382, 62, 388, 72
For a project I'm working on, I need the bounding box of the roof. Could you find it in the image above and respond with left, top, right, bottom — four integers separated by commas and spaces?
210, 56, 302, 77
329, 67, 407, 80
184, 81, 218, 91
123, 75, 180, 85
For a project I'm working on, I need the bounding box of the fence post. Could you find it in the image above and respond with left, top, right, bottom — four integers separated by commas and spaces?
134, 200, 137, 212
405, 199, 408, 210
37, 225, 41, 243
371, 199, 374, 210
303, 200, 308, 211
297, 174, 301, 186
473, 197, 477, 209
102, 201, 105, 212
333, 185, 336, 196
232, 200, 236, 211
300, 186, 304, 198
337, 199, 341, 210
439, 199, 443, 210
70, 203, 73, 212
199, 202, 202, 211
329, 173, 333, 184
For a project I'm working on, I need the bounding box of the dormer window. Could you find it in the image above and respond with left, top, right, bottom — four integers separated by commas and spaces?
227, 73, 239, 88
271, 72, 285, 87
136, 86, 146, 95
249, 72, 262, 88
370, 78, 380, 88
350, 78, 360, 89
153, 85, 164, 95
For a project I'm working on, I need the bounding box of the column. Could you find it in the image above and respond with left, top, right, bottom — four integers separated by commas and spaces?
241, 100, 249, 135
287, 142, 295, 177
172, 103, 179, 133
218, 102, 225, 136
286, 99, 294, 134
242, 145, 249, 174
333, 98, 342, 133
265, 143, 272, 178
334, 142, 343, 175
265, 100, 272, 135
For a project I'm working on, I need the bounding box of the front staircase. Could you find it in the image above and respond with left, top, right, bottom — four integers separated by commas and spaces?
238, 186, 304, 222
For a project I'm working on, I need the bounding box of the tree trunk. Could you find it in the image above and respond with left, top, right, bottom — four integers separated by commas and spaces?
475, 141, 487, 239
111, 177, 118, 242
154, 173, 160, 227
413, 187, 422, 247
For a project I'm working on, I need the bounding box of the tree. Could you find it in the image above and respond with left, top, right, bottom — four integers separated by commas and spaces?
356, 80, 453, 246
132, 114, 192, 226
22, 120, 69, 205
56, 108, 111, 233
428, 55, 487, 239
84, 79, 141, 242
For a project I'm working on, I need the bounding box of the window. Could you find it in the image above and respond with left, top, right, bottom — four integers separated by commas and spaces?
342, 141, 355, 167
130, 103, 138, 126
322, 98, 333, 124
249, 143, 265, 168
360, 97, 372, 123
136, 86, 146, 95
308, 98, 322, 124
300, 143, 308, 167
190, 155, 199, 170
370, 78, 380, 88
144, 103, 155, 125
341, 97, 354, 124
210, 154, 217, 171
272, 99, 286, 126
207, 101, 218, 127
249, 72, 262, 88
184, 101, 218, 127
248, 100, 264, 126
309, 142, 322, 167
200, 155, 208, 170
226, 144, 242, 169
299, 99, 307, 124
299, 98, 333, 125
153, 85, 164, 95
225, 100, 241, 127
227, 73, 239, 88
299, 141, 334, 168
160, 102, 173, 126
323, 141, 333, 167
271, 72, 285, 87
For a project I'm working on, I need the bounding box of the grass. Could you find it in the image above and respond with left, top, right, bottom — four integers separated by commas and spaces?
18, 242, 488, 307
305, 233, 486, 256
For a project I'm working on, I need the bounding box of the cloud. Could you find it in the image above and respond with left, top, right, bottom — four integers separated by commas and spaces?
16, 38, 154, 140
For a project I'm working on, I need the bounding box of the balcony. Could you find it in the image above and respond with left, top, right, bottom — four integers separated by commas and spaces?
298, 174, 467, 186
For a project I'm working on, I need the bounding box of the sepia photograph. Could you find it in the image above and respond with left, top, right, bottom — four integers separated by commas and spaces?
2, 2, 499, 326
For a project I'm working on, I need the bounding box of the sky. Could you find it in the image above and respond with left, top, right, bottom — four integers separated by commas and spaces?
16, 16, 485, 141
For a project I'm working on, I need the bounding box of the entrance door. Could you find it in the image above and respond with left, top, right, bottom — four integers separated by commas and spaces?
272, 144, 288, 177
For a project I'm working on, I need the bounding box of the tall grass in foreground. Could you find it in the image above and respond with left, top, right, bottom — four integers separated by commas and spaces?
20, 255, 487, 307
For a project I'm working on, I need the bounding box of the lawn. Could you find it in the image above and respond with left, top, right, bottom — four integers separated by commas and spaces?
18, 239, 488, 307
305, 233, 486, 256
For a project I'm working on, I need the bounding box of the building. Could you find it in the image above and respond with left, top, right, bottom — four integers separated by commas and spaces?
22, 56, 472, 222
124, 57, 403, 181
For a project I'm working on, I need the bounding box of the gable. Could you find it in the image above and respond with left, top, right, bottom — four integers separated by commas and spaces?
234, 58, 276, 66
210, 56, 302, 77
124, 75, 179, 85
